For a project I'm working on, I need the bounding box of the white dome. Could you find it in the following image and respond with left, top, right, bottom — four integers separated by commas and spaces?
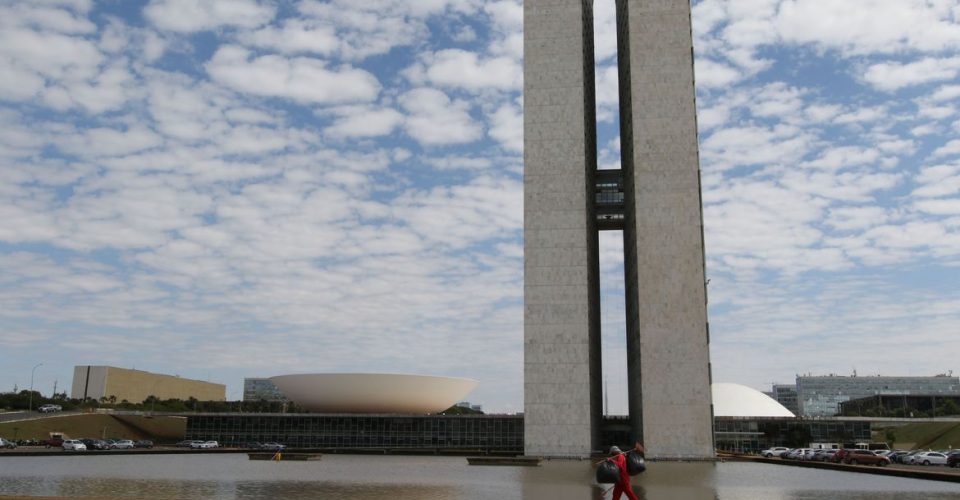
269, 373, 478, 414
712, 383, 795, 418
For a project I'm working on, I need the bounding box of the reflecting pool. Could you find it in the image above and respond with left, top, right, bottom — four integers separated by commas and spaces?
1, 454, 958, 499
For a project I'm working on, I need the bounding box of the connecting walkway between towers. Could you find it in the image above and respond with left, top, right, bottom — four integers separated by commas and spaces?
596, 169, 624, 231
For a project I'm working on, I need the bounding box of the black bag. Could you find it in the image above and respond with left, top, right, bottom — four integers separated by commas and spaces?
595, 460, 619, 483
626, 451, 646, 475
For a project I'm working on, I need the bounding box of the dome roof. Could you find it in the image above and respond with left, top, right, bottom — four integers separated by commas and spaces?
269, 373, 478, 414
712, 383, 795, 418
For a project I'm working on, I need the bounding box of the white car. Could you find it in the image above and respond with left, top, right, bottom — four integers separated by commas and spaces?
190, 440, 219, 449
38, 404, 62, 413
913, 451, 948, 466
761, 447, 790, 458
62, 439, 86, 451
112, 440, 135, 449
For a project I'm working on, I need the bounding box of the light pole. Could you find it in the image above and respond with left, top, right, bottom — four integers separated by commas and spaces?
29, 363, 43, 412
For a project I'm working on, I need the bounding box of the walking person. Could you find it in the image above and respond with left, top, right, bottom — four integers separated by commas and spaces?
606, 442, 643, 500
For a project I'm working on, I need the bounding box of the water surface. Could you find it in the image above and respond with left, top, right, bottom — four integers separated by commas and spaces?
1, 454, 958, 499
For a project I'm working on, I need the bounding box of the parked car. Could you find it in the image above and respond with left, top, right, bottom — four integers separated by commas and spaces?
62, 439, 87, 451
44, 437, 64, 448
134, 440, 154, 449
912, 451, 948, 466
0, 437, 17, 449
784, 448, 813, 460
814, 449, 838, 462
80, 438, 103, 450
761, 446, 790, 458
900, 450, 923, 464
90, 439, 112, 450
112, 440, 135, 449
259, 442, 286, 451
37, 404, 62, 413
190, 440, 218, 449
947, 450, 960, 468
886, 450, 909, 463
843, 449, 889, 466
174, 440, 196, 448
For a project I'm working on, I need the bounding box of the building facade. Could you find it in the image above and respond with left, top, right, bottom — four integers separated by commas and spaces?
524, 0, 712, 458
186, 413, 523, 452
796, 375, 960, 417
771, 384, 799, 416
243, 378, 288, 402
71, 366, 225, 403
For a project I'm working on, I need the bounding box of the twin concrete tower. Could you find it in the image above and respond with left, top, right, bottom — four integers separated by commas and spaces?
523, 0, 713, 458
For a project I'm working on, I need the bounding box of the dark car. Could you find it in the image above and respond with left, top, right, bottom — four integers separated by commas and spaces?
134, 440, 154, 449
947, 450, 960, 468
44, 437, 64, 448
843, 449, 890, 466
886, 450, 909, 463
80, 439, 111, 450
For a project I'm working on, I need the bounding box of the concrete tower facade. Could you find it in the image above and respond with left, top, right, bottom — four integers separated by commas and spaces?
524, 0, 713, 459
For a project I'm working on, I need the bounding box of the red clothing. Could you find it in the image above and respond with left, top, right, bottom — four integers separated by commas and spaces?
609, 454, 638, 500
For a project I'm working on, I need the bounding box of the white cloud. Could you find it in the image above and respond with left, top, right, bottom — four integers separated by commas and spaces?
295, 1, 429, 60
144, 0, 275, 33
400, 88, 483, 146
487, 102, 522, 152
801, 146, 880, 171
205, 46, 381, 104
701, 124, 815, 172
56, 125, 164, 158
825, 206, 890, 231
238, 20, 339, 56
774, 0, 960, 55
695, 58, 743, 88
412, 49, 521, 92
929, 84, 960, 103
324, 105, 404, 139
862, 57, 960, 92
932, 139, 960, 159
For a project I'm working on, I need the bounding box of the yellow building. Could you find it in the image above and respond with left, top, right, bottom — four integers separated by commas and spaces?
70, 366, 225, 403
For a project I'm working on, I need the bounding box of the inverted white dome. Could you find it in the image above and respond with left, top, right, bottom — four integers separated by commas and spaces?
712, 383, 795, 418
270, 373, 478, 414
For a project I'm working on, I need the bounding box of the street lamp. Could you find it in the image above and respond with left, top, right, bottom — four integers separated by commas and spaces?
29, 363, 43, 412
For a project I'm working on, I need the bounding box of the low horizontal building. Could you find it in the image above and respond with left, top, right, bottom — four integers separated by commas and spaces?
839, 393, 960, 417
71, 366, 225, 403
185, 413, 523, 452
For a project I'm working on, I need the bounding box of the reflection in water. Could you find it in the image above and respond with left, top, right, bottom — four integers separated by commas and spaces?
0, 455, 959, 500
632, 462, 718, 500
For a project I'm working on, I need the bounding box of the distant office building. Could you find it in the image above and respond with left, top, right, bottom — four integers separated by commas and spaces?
796, 374, 960, 417
243, 378, 287, 402
71, 366, 225, 403
456, 401, 483, 412
771, 384, 799, 416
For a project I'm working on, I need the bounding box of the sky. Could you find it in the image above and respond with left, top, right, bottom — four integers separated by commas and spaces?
1, 0, 959, 415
